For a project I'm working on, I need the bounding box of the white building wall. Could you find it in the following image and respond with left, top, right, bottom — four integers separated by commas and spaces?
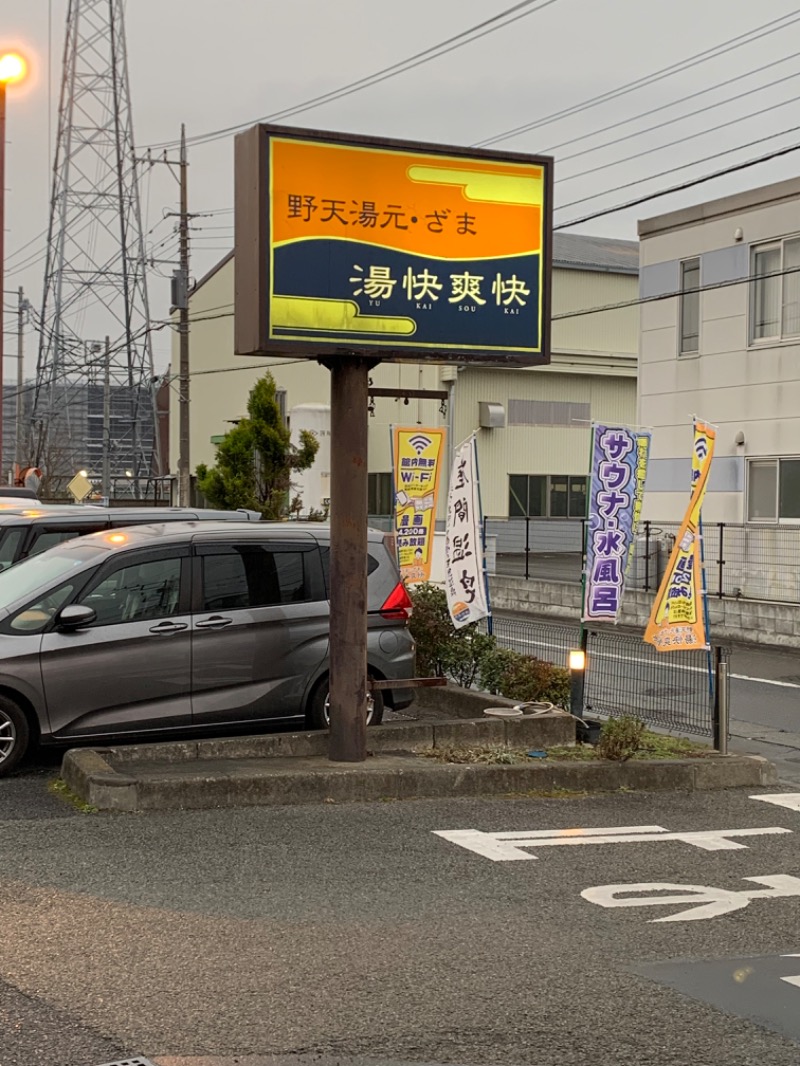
639, 176, 800, 525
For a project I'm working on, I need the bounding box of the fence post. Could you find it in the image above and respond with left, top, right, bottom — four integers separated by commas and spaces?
644, 520, 651, 592
713, 645, 730, 755
524, 515, 530, 581
717, 522, 725, 598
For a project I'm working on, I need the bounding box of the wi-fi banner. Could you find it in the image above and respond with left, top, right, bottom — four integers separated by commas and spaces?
391, 426, 446, 584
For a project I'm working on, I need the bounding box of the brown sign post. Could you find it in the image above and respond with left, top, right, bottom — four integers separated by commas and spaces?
234, 123, 553, 762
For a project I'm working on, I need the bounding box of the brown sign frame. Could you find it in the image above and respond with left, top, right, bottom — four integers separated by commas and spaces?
234, 123, 553, 367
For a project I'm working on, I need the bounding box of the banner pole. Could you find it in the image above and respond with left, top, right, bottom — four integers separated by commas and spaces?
472, 431, 492, 635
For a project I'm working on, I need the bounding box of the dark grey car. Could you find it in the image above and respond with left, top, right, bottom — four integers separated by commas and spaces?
0, 521, 414, 775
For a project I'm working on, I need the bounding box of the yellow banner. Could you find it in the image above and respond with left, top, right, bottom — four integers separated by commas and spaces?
644, 420, 716, 652
392, 427, 446, 584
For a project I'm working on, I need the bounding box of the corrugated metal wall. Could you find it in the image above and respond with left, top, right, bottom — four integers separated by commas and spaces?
552, 268, 639, 354
452, 368, 636, 515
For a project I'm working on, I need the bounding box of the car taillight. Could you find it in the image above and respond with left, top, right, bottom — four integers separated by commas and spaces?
380, 581, 413, 621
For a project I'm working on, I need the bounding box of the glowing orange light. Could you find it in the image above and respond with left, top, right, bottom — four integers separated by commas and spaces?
0, 53, 28, 85
21, 509, 44, 517
106, 532, 128, 545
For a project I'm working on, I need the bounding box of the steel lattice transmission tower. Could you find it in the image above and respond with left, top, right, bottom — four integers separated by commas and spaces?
33, 0, 159, 494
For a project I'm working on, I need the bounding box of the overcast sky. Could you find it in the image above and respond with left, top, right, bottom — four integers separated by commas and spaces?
4, 0, 800, 370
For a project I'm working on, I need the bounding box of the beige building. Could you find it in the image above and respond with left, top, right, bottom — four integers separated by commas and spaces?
170, 232, 638, 520
639, 176, 800, 525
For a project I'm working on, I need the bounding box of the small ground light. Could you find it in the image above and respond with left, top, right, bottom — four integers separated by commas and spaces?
569, 647, 587, 718
569, 649, 586, 671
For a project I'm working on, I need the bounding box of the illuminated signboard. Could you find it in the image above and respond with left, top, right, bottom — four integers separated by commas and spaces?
235, 125, 552, 366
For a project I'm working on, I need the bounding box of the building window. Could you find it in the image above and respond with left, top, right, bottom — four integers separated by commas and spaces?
509, 474, 587, 518
368, 472, 393, 516
747, 458, 800, 522
751, 237, 800, 342
679, 258, 700, 354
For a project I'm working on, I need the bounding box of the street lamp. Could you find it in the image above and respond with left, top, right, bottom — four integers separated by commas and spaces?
0, 51, 29, 482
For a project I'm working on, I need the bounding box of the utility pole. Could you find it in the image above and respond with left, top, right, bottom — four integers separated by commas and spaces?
102, 335, 111, 501
177, 124, 190, 506
15, 286, 26, 479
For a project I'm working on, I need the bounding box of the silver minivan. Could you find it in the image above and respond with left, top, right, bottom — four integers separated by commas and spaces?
0, 521, 415, 775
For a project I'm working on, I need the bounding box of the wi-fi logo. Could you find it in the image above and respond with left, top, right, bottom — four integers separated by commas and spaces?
409, 434, 432, 454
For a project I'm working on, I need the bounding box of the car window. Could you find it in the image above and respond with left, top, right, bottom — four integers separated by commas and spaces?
27, 528, 101, 557
10, 585, 77, 634
79, 557, 182, 625
201, 546, 308, 611
0, 529, 24, 572
0, 544, 103, 611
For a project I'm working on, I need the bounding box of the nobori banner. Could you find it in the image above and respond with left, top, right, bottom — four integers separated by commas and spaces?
234, 124, 553, 366
392, 426, 446, 585
582, 425, 651, 623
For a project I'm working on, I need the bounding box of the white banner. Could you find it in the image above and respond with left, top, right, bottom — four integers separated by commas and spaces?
445, 435, 490, 629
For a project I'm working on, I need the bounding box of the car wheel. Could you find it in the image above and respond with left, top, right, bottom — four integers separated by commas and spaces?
0, 697, 30, 777
307, 677, 384, 730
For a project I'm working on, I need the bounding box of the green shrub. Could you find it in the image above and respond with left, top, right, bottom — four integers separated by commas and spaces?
408, 585, 570, 705
409, 584, 496, 687
596, 716, 646, 761
441, 628, 497, 689
408, 584, 455, 677
479, 646, 520, 695
497, 652, 571, 708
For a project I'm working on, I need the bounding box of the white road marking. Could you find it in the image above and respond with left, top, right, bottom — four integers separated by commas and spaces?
433, 825, 790, 862
751, 793, 800, 812
582, 875, 800, 922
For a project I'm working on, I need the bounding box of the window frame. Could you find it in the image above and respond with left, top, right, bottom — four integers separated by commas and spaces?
749, 236, 800, 346
76, 549, 190, 627
746, 457, 800, 525
508, 474, 587, 519
367, 472, 394, 517
679, 256, 700, 356
192, 539, 326, 611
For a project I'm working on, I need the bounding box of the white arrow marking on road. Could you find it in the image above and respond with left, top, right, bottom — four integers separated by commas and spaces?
433, 825, 790, 861
750, 793, 800, 812
582, 875, 800, 922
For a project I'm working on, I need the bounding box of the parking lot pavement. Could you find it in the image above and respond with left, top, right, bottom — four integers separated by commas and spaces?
4, 788, 800, 1066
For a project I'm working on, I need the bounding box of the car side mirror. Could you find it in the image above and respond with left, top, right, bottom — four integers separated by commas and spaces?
56, 604, 96, 631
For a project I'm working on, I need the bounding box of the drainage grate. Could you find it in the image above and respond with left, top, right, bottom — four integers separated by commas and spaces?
95, 1059, 158, 1066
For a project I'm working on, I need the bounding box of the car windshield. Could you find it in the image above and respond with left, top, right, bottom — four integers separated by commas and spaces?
0, 543, 103, 611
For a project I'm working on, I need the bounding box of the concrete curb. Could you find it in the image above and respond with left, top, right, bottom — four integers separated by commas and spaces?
73, 713, 575, 765
61, 748, 777, 813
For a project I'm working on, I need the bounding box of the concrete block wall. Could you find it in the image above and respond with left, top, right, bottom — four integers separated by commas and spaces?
489, 574, 800, 649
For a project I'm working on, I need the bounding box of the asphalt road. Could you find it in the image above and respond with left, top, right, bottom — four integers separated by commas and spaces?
4, 785, 800, 1065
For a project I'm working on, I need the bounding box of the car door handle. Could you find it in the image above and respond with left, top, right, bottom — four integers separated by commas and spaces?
149, 621, 189, 635
195, 616, 233, 630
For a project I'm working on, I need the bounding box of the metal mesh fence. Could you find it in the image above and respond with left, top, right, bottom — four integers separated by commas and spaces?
487, 613, 576, 670
583, 626, 715, 737
488, 614, 717, 737
487, 516, 800, 605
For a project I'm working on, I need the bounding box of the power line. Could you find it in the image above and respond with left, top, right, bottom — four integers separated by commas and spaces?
555, 123, 800, 220
473, 7, 800, 148
543, 46, 800, 160
555, 137, 800, 231
559, 83, 800, 186
144, 0, 563, 151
